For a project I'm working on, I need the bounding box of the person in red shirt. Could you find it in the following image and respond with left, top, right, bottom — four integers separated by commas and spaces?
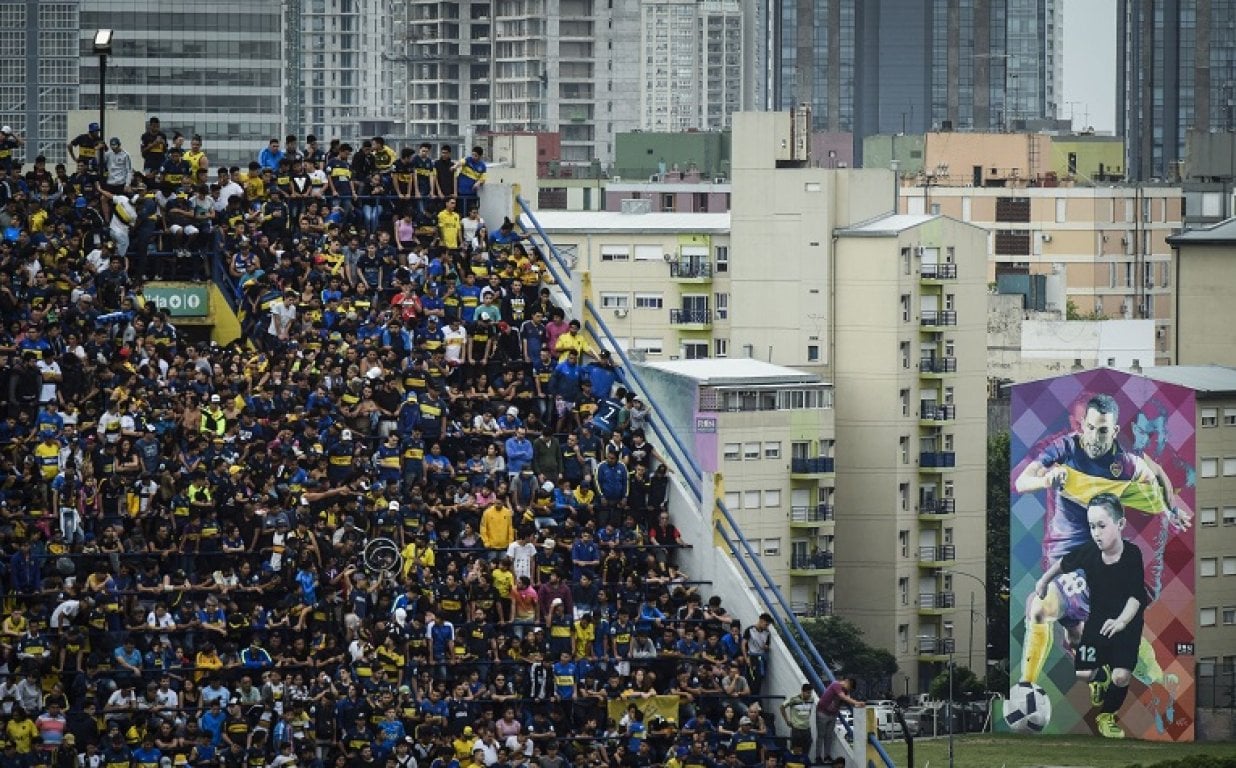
815, 677, 863, 764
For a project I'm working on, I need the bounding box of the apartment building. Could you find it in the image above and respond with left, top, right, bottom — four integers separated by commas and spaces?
640, 0, 743, 132
901, 185, 1183, 365
636, 359, 837, 617
1167, 219, 1236, 368
832, 213, 989, 691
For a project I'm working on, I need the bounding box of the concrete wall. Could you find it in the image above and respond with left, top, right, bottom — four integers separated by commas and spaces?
1049, 136, 1126, 181
862, 133, 926, 176
925, 132, 1053, 184
1175, 244, 1236, 367
614, 131, 731, 179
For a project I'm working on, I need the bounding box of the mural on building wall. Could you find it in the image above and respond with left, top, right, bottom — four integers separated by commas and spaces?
1005, 368, 1196, 741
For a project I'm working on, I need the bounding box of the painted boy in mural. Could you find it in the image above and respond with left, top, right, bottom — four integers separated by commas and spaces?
1013, 393, 1191, 735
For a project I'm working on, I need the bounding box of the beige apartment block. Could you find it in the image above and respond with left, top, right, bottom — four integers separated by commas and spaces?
1166, 219, 1236, 368
833, 214, 990, 692
525, 210, 732, 361
901, 185, 1182, 365
636, 359, 838, 617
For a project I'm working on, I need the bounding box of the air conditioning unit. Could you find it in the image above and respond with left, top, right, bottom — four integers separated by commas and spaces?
1041, 233, 1052, 243
613, 307, 629, 319
611, 175, 621, 183
662, 253, 673, 262
649, 174, 661, 182
713, 176, 727, 184
1156, 327, 1166, 338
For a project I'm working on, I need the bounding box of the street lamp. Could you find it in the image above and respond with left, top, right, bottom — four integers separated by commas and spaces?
947, 570, 986, 672
93, 29, 113, 142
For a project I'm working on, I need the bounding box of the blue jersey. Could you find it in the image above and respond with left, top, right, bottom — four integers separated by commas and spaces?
552, 660, 577, 699
1033, 434, 1168, 561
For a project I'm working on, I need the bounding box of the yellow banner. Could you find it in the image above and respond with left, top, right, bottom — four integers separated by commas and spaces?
607, 695, 681, 726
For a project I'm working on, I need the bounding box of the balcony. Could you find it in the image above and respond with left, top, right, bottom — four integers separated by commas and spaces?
668, 308, 712, 328
790, 551, 834, 575
917, 636, 956, 660
918, 545, 957, 566
920, 402, 956, 425
789, 503, 834, 526
791, 457, 835, 476
919, 451, 956, 470
919, 357, 957, 376
669, 261, 713, 281
920, 262, 957, 282
918, 498, 956, 520
920, 309, 958, 327
793, 599, 834, 618
918, 592, 956, 614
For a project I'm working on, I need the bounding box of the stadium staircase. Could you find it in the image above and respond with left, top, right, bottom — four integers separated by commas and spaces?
514, 196, 897, 768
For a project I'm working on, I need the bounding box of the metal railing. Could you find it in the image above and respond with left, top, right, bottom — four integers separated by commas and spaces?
790, 503, 834, 522
669, 308, 713, 325
791, 599, 834, 618
919, 498, 956, 515
670, 261, 713, 279
920, 309, 959, 326
919, 591, 956, 609
919, 544, 957, 563
920, 402, 956, 421
919, 357, 958, 373
791, 552, 834, 570
920, 262, 958, 279
515, 195, 573, 286
920, 451, 957, 468
791, 456, 835, 473
918, 636, 957, 654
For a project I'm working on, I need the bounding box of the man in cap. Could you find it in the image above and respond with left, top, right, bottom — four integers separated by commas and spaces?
0, 125, 23, 173
102, 138, 132, 195
67, 122, 102, 169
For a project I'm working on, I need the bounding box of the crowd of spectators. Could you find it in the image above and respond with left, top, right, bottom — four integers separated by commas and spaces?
0, 122, 818, 768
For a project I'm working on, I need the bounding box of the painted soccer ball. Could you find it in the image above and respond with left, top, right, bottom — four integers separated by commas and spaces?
1005, 682, 1052, 733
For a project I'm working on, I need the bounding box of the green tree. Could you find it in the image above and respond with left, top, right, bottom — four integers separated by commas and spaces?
987, 432, 1011, 667
928, 664, 985, 701
801, 616, 898, 692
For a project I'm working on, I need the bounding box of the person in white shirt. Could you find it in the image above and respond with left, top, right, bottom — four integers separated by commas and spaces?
213, 168, 244, 212
268, 292, 298, 347
443, 318, 467, 365
97, 187, 136, 256
35, 357, 60, 405
50, 597, 89, 630
505, 530, 537, 582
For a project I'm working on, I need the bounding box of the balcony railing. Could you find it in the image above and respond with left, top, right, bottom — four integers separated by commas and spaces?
919, 357, 958, 374
920, 402, 956, 422
790, 503, 834, 523
791, 456, 835, 474
920, 309, 958, 327
920, 451, 957, 468
918, 636, 957, 654
670, 261, 713, 279
919, 498, 956, 515
791, 551, 834, 570
669, 308, 712, 325
919, 591, 956, 610
792, 599, 834, 618
920, 263, 958, 280
918, 545, 957, 563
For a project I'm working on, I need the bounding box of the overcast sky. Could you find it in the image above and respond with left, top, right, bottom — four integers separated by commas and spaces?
1061, 0, 1117, 133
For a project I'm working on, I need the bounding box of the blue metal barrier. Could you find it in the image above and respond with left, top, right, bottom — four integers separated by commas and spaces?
515, 196, 572, 277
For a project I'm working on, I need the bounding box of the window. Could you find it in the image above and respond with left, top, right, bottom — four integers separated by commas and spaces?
901, 294, 911, 322
724, 491, 741, 509
746, 538, 759, 555
723, 443, 741, 461
715, 246, 728, 273
1225, 507, 1236, 526
600, 244, 630, 261
682, 341, 709, 359
807, 345, 820, 362
715, 293, 729, 320
899, 483, 909, 510
634, 292, 663, 309
1224, 608, 1236, 626
1201, 507, 1218, 527
762, 538, 780, 557
898, 624, 909, 653
1225, 408, 1236, 426
901, 248, 911, 275
743, 490, 762, 509
714, 339, 729, 357
600, 292, 629, 309
763, 442, 781, 459
900, 341, 910, 369
764, 490, 781, 507
898, 530, 909, 558
743, 442, 761, 460
900, 436, 909, 464
1055, 197, 1067, 223
1225, 557, 1236, 576
1201, 458, 1218, 477
1225, 458, 1236, 476
898, 577, 909, 605
900, 389, 910, 416
1201, 607, 1217, 627
1202, 408, 1219, 427
632, 338, 663, 354
633, 244, 664, 261
1201, 558, 1218, 577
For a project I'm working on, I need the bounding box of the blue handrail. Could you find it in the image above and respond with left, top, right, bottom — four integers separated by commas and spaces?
717, 500, 837, 683
515, 196, 573, 277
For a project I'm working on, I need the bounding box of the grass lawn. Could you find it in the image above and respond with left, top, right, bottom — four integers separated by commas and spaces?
878, 733, 1236, 767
